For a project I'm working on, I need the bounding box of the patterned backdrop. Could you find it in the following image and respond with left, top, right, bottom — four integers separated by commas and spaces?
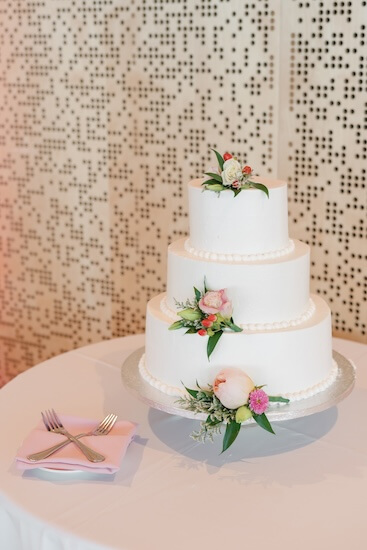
0, 0, 366, 384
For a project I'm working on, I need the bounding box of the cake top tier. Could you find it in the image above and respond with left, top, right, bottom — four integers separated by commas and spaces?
187, 176, 290, 257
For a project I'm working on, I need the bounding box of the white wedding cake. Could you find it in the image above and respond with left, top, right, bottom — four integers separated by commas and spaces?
140, 154, 337, 401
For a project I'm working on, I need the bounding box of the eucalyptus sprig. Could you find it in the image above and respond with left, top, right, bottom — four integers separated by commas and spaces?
178, 382, 289, 453
203, 149, 269, 198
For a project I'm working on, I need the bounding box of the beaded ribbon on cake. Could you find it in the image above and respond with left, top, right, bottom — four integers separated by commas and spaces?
138, 353, 186, 397
139, 353, 340, 402
160, 296, 316, 332
184, 239, 295, 262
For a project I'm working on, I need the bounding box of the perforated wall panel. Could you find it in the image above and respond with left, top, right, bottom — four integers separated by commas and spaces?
0, 1, 365, 383
278, 0, 366, 341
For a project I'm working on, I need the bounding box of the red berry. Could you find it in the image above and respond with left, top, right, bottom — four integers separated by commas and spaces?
223, 152, 232, 161
202, 319, 213, 328
198, 329, 207, 336
207, 314, 217, 322
242, 165, 252, 174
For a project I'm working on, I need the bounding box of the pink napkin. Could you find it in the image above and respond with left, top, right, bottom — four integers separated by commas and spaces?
16, 415, 137, 474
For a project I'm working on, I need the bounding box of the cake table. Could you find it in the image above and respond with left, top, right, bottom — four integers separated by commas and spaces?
0, 334, 366, 550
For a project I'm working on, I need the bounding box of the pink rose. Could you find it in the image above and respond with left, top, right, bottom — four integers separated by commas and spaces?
199, 289, 233, 319
213, 367, 255, 409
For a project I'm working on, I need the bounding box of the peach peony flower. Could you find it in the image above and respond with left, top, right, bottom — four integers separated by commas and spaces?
213, 367, 255, 409
198, 289, 233, 319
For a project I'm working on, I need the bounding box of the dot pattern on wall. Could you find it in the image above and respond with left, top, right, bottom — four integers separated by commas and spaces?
278, 0, 366, 341
0, 1, 365, 383
108, 0, 280, 337
0, 0, 280, 379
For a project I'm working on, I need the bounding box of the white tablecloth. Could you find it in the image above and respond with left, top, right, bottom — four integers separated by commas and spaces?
0, 334, 366, 550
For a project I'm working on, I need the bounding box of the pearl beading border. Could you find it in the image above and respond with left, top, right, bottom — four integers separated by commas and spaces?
281, 360, 338, 401
184, 238, 295, 262
138, 354, 186, 397
138, 354, 339, 402
160, 296, 316, 332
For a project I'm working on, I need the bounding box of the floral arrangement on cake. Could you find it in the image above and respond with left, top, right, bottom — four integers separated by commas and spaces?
203, 149, 269, 197
178, 367, 289, 452
168, 281, 242, 359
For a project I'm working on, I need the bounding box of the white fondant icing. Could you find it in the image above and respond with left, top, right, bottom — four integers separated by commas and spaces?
138, 354, 186, 397
166, 238, 311, 326
281, 360, 338, 401
188, 178, 289, 255
145, 293, 334, 399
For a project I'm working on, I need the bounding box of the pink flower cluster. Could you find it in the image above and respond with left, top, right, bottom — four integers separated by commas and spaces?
249, 389, 269, 415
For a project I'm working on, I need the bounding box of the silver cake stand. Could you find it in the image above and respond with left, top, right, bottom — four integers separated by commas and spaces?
121, 348, 356, 424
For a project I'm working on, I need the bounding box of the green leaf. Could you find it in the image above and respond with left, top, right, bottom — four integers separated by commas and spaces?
168, 320, 184, 330
203, 277, 208, 293
193, 287, 201, 301
227, 321, 243, 333
204, 172, 223, 182
222, 421, 241, 453
232, 188, 242, 197
203, 179, 224, 186
183, 386, 199, 398
253, 413, 275, 434
204, 183, 226, 192
249, 182, 269, 198
207, 330, 223, 360
211, 148, 224, 171
269, 396, 290, 403
185, 328, 197, 334
178, 308, 202, 321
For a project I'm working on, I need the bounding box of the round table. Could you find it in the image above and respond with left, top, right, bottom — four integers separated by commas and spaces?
0, 334, 366, 550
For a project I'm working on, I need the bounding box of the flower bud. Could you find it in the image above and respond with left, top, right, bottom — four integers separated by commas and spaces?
235, 405, 253, 423
178, 308, 202, 321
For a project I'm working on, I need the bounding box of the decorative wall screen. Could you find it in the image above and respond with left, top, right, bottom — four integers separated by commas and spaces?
0, 0, 366, 384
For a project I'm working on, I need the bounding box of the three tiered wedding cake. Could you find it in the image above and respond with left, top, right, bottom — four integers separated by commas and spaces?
140, 153, 337, 402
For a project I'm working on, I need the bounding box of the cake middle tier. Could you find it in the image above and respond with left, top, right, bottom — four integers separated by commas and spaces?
166, 238, 311, 327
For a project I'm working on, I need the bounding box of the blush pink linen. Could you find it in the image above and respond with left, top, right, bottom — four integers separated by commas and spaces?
15, 415, 137, 474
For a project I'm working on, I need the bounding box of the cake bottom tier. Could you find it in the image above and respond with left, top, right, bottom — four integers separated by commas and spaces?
142, 293, 337, 401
